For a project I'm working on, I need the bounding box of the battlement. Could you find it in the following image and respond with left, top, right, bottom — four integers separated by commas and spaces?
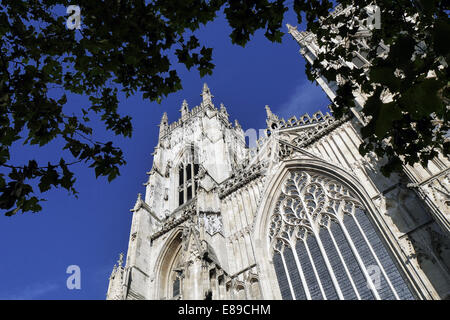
158, 83, 238, 141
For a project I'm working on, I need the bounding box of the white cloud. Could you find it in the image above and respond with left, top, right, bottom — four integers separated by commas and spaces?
277, 81, 330, 120
2, 282, 59, 300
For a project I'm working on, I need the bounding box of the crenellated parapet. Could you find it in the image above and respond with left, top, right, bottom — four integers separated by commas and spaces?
265, 105, 334, 133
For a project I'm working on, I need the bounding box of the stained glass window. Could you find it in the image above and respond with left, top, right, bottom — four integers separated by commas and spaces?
269, 170, 415, 300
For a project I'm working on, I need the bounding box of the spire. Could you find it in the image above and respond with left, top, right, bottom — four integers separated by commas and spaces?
180, 99, 189, 118
201, 83, 214, 106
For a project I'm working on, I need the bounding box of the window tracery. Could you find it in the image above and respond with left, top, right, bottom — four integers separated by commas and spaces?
178, 146, 200, 206
269, 170, 414, 300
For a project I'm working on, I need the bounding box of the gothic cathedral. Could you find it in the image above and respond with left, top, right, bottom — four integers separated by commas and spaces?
106, 7, 450, 300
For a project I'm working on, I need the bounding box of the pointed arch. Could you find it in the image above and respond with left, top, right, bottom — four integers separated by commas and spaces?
171, 144, 200, 208
253, 158, 419, 300
153, 228, 185, 299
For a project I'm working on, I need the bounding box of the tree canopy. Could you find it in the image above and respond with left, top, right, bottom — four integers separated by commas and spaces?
0, 0, 448, 215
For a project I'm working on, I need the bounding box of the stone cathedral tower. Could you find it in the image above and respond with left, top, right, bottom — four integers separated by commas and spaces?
107, 7, 450, 300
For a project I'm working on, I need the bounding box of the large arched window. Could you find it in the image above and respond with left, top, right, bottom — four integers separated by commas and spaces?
269, 170, 414, 300
178, 146, 199, 206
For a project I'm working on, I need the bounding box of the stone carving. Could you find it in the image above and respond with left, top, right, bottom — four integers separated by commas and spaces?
202, 212, 223, 235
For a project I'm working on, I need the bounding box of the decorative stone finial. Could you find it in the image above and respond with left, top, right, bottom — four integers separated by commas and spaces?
180, 99, 189, 118
160, 112, 168, 124
201, 83, 214, 106
159, 112, 168, 140
132, 193, 143, 212
118, 253, 124, 267
265, 105, 273, 118
265, 105, 280, 129
220, 103, 229, 120
234, 119, 242, 130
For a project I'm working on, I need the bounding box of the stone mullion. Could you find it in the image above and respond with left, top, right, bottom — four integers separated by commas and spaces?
326, 225, 362, 300
183, 164, 187, 203
288, 239, 312, 300
279, 249, 297, 300
306, 226, 344, 300
350, 214, 400, 299
191, 161, 195, 198
303, 237, 327, 299
295, 181, 345, 300
337, 219, 381, 300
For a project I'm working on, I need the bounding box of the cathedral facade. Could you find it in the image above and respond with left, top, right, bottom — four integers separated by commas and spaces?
106, 10, 450, 300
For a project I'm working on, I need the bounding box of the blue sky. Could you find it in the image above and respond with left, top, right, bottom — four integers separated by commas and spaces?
0, 9, 330, 299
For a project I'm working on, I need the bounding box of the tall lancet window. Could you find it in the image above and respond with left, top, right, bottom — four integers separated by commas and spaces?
172, 276, 181, 297
269, 170, 415, 300
178, 146, 199, 206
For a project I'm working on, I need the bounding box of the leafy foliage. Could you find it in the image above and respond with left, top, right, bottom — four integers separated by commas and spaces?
0, 0, 448, 215
302, 0, 449, 176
